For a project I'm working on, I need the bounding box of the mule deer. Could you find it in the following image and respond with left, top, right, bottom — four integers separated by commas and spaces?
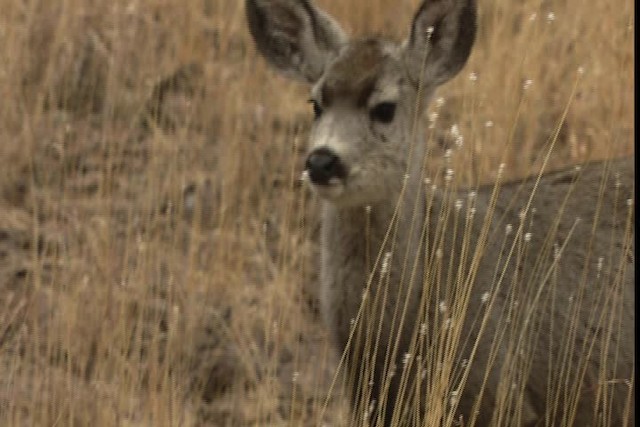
245, 0, 635, 425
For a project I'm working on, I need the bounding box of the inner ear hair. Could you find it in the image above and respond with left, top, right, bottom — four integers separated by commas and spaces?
405, 0, 477, 86
245, 0, 347, 83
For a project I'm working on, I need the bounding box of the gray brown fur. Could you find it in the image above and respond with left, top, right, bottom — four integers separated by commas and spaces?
245, 0, 635, 425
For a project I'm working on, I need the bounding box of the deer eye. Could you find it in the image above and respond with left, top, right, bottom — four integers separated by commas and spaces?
308, 99, 323, 120
369, 102, 396, 123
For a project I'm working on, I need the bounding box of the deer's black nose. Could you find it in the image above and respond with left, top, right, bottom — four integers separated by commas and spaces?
305, 147, 346, 185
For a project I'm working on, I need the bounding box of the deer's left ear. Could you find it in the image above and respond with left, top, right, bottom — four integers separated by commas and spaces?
402, 0, 477, 87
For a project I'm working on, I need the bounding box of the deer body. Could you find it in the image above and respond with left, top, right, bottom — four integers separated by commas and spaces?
245, 1, 634, 425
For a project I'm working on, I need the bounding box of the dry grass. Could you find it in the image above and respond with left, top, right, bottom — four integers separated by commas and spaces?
0, 0, 633, 425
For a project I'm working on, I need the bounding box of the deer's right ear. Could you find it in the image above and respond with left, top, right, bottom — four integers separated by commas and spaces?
245, 0, 347, 84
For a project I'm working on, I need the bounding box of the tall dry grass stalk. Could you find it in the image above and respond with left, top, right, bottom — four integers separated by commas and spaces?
0, 0, 633, 425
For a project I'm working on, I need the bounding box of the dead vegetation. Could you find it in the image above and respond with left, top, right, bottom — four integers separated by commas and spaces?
0, 0, 633, 425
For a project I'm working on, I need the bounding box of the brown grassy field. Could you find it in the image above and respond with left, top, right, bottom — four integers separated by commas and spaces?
0, 0, 633, 425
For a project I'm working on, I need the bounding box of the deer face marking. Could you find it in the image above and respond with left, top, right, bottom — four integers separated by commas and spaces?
304, 39, 422, 207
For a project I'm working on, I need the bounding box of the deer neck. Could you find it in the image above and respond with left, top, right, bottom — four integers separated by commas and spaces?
319, 133, 426, 348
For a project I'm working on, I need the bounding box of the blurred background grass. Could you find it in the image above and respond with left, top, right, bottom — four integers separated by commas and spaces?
0, 0, 633, 425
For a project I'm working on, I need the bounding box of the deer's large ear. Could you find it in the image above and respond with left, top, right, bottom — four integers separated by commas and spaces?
246, 0, 347, 84
402, 0, 476, 87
